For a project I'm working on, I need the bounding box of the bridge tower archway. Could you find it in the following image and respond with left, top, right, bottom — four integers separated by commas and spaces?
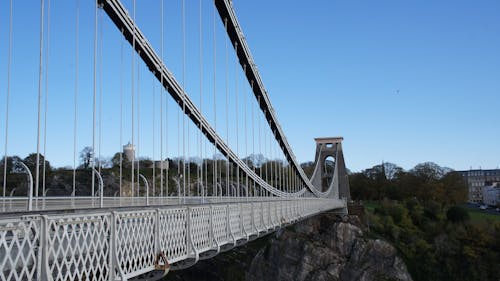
310, 137, 351, 200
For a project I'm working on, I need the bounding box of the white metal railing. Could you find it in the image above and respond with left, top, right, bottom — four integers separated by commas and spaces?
0, 196, 315, 213
45, 213, 112, 281
0, 198, 343, 281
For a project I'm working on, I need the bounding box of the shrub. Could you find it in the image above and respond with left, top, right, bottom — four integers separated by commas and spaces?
446, 206, 469, 223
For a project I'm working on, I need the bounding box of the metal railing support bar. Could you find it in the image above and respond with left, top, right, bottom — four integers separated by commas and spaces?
186, 207, 199, 263
251, 202, 257, 235
109, 212, 115, 281
155, 208, 160, 260
209, 205, 219, 251
40, 215, 50, 281
226, 204, 233, 245
112, 211, 127, 280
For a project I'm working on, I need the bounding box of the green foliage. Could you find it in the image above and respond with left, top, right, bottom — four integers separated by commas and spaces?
24, 153, 52, 174
353, 161, 483, 280
300, 161, 315, 178
349, 162, 467, 205
467, 208, 500, 223
446, 206, 470, 223
423, 200, 441, 221
366, 199, 500, 281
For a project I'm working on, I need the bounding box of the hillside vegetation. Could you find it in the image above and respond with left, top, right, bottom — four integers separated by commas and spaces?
350, 162, 500, 281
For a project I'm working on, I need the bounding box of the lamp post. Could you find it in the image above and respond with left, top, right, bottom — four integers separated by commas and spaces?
18, 162, 33, 211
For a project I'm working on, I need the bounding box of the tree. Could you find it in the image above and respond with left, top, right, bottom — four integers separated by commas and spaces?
23, 153, 51, 174
363, 164, 388, 200
241, 156, 255, 169
0, 155, 24, 173
446, 206, 469, 223
363, 164, 385, 180
411, 162, 447, 182
96, 157, 112, 169
440, 172, 467, 205
139, 157, 153, 169
349, 172, 374, 200
79, 147, 93, 169
111, 152, 124, 168
383, 162, 404, 180
301, 161, 315, 178
324, 157, 335, 175
246, 154, 266, 168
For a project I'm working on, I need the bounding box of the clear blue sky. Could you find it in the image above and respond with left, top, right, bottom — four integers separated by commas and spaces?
0, 0, 499, 172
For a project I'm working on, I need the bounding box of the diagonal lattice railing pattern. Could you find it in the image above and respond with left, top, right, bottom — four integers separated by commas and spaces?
212, 205, 228, 246
159, 208, 189, 263
242, 203, 252, 237
0, 1, 351, 280
190, 206, 211, 253
114, 210, 156, 278
0, 218, 40, 281
229, 204, 242, 240
0, 198, 344, 280
45, 214, 111, 281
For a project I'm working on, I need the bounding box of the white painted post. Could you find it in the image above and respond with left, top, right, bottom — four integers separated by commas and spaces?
109, 212, 115, 281
155, 208, 160, 262
139, 174, 149, 205
40, 215, 50, 281
93, 168, 104, 208
18, 162, 33, 211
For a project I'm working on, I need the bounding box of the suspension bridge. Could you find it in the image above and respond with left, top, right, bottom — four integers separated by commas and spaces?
0, 0, 350, 280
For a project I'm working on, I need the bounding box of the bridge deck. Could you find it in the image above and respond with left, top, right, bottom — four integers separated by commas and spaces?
0, 198, 345, 281
0, 0, 351, 279
0, 196, 318, 216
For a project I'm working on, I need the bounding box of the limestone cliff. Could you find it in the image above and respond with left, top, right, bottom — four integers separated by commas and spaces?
247, 213, 412, 281
165, 213, 412, 281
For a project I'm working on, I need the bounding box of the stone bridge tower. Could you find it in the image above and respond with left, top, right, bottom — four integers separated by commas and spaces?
310, 137, 351, 201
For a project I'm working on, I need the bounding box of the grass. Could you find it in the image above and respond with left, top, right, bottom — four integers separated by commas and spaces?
363, 201, 500, 223
363, 201, 380, 212
467, 208, 500, 223
362, 200, 500, 224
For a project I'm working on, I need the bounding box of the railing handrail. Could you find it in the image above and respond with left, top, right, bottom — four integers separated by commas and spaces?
0, 198, 345, 280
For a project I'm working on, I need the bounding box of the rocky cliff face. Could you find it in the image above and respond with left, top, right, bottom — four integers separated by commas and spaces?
247, 214, 412, 281
165, 213, 413, 281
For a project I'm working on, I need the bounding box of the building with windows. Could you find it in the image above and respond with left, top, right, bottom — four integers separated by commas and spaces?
458, 169, 500, 203
482, 184, 500, 206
